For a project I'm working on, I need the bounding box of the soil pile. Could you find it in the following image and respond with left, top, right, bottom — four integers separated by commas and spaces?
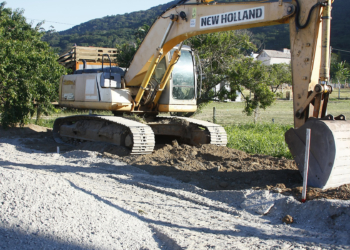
117, 141, 350, 201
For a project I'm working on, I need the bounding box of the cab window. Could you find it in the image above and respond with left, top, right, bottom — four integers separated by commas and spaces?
171, 50, 195, 100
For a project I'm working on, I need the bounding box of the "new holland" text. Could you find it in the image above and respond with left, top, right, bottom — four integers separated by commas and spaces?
200, 7, 264, 29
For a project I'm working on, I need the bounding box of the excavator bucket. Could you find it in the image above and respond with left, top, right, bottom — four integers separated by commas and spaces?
285, 118, 350, 190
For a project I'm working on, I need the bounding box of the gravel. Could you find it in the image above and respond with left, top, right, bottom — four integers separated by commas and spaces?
0, 137, 349, 249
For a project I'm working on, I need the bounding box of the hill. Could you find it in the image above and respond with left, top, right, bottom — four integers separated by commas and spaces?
42, 0, 350, 61
42, 0, 178, 52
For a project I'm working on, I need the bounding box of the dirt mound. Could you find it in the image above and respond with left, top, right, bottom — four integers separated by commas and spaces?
118, 142, 300, 190
115, 141, 349, 201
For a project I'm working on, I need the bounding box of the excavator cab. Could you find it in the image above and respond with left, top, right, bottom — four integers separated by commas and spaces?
158, 46, 197, 107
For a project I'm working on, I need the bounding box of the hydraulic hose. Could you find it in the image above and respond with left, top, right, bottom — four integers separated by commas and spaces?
295, 0, 324, 29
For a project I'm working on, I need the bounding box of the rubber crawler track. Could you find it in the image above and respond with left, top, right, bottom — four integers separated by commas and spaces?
53, 115, 155, 154
160, 116, 228, 146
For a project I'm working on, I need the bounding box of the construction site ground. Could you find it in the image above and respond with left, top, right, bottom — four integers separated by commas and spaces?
6, 124, 349, 201
0, 124, 349, 249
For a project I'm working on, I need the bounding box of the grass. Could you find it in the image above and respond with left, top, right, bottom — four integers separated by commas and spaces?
225, 123, 293, 159
193, 101, 294, 125
29, 118, 55, 128
194, 98, 350, 158
327, 99, 350, 118
330, 88, 350, 99
193, 98, 350, 126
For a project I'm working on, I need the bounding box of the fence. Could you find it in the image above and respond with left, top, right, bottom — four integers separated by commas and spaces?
273, 82, 350, 100
329, 81, 350, 99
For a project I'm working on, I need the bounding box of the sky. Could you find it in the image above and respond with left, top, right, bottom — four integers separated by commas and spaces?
5, 0, 171, 32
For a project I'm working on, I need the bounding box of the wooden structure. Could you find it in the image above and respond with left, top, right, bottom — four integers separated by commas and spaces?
57, 46, 118, 72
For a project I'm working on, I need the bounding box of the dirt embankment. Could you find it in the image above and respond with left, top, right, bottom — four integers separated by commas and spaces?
3, 124, 350, 201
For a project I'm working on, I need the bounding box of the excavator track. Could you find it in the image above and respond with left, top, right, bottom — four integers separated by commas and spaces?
172, 116, 227, 146
148, 116, 227, 146
53, 115, 155, 154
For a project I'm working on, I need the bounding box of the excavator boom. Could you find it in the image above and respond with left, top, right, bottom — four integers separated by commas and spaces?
125, 0, 295, 86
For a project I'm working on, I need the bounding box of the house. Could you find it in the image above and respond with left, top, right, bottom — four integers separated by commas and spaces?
213, 82, 242, 102
256, 48, 291, 65
250, 52, 259, 60
211, 49, 291, 102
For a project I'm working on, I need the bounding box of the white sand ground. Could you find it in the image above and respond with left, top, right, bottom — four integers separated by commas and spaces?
0, 137, 349, 250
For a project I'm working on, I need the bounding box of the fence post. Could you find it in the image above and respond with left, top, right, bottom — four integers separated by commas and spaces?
338, 80, 341, 99
213, 107, 216, 123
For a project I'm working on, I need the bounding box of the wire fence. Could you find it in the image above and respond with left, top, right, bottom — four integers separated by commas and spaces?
329, 82, 350, 99
270, 82, 350, 100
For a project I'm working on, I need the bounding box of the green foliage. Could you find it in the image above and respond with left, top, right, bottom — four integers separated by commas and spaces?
116, 24, 150, 67
29, 118, 55, 128
116, 43, 138, 67
41, 1, 178, 53
0, 2, 67, 127
134, 24, 150, 42
228, 57, 275, 115
267, 63, 292, 89
187, 31, 250, 104
275, 92, 283, 99
331, 59, 350, 83
334, 61, 350, 83
225, 123, 293, 158
186, 30, 275, 115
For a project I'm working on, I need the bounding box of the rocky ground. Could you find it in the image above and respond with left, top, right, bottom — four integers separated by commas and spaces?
0, 124, 349, 249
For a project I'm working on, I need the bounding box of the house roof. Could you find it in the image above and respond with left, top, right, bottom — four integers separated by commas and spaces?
258, 49, 291, 59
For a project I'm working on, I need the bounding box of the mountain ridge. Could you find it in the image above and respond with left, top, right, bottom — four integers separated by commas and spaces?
42, 0, 350, 61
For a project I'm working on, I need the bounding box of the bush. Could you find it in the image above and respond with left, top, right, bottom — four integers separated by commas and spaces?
0, 2, 67, 127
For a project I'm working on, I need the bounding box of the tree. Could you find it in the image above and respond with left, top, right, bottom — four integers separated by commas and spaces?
332, 61, 349, 84
116, 24, 150, 67
134, 24, 150, 41
227, 57, 274, 116
116, 43, 138, 67
0, 2, 67, 127
267, 63, 292, 92
186, 31, 275, 116
330, 53, 350, 83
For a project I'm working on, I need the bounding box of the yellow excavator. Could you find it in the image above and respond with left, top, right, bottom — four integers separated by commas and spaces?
54, 0, 349, 190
